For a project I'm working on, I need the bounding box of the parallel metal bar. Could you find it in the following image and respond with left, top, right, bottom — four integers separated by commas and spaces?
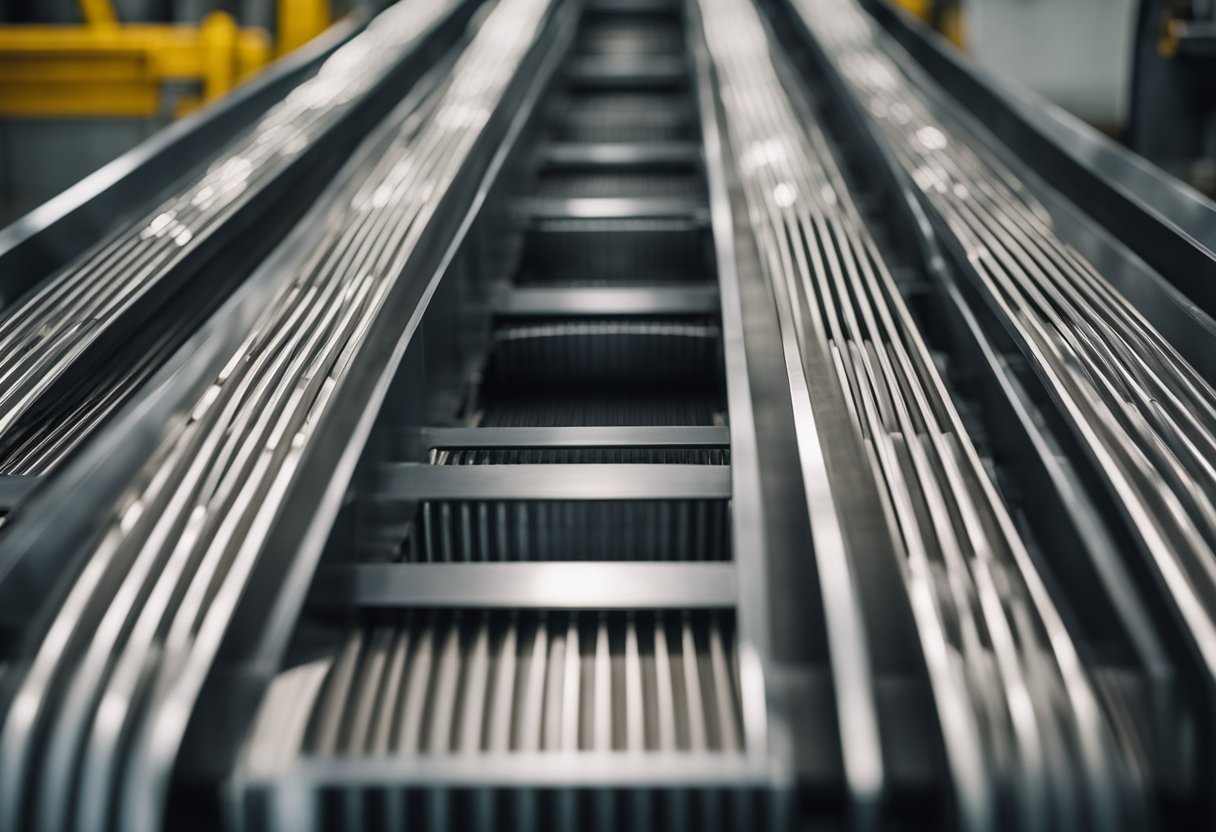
371, 463, 732, 501
496, 285, 718, 316
516, 196, 709, 221
540, 141, 701, 167
245, 752, 774, 787
309, 562, 737, 609
420, 425, 730, 449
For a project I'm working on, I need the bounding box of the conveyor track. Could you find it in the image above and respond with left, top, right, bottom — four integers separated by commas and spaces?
703, 0, 1144, 826
795, 0, 1216, 680
0, 0, 462, 476
0, 2, 561, 829
231, 2, 777, 827
1, 0, 1216, 828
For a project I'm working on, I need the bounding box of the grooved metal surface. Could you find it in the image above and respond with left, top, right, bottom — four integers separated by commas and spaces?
518, 217, 709, 285
485, 319, 722, 388
271, 611, 745, 755
499, 284, 719, 315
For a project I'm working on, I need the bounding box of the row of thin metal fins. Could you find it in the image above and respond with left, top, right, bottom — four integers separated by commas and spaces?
551, 92, 696, 142
483, 320, 723, 389
474, 392, 724, 427
430, 447, 728, 464
396, 498, 730, 562
708, 0, 1178, 826
535, 170, 705, 199
578, 15, 685, 56
250, 612, 745, 756
301, 787, 780, 832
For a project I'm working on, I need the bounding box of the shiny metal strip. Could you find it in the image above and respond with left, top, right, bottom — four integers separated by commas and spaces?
516, 196, 710, 221
372, 462, 732, 501
308, 562, 738, 609
496, 285, 719, 316
540, 141, 702, 167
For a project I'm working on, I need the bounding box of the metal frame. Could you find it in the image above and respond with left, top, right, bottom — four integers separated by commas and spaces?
211, 1, 791, 823
0, 11, 271, 118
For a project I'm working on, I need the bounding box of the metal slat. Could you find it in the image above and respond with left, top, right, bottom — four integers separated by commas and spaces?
540, 142, 701, 167
496, 285, 719, 316
309, 562, 738, 609
249, 750, 774, 789
420, 425, 729, 449
372, 462, 731, 501
517, 196, 709, 222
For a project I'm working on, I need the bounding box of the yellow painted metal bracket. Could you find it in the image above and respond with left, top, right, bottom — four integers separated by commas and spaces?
893, 0, 965, 49
893, 0, 932, 21
0, 12, 271, 119
277, 0, 332, 56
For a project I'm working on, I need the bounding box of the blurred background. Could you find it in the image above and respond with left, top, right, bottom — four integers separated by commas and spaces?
897, 0, 1215, 196
0, 0, 383, 223
0, 0, 1213, 226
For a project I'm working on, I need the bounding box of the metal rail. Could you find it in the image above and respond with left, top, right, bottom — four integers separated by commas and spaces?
0, 0, 1214, 828
0, 1, 556, 828
702, 0, 1146, 826
798, 0, 1216, 743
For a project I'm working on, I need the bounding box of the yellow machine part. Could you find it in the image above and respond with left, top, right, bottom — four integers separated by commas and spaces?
0, 0, 332, 119
278, 0, 332, 55
893, 0, 933, 20
893, 0, 965, 49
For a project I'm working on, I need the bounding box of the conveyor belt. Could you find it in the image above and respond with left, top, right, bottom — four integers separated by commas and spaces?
230, 2, 775, 826
797, 0, 1216, 684
0, 1, 560, 829
1, 0, 1215, 829
704, 0, 1144, 827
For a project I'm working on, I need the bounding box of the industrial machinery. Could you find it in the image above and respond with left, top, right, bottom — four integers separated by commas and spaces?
0, 0, 1214, 829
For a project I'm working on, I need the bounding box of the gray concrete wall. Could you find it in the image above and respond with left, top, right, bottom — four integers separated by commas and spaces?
966, 0, 1137, 128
